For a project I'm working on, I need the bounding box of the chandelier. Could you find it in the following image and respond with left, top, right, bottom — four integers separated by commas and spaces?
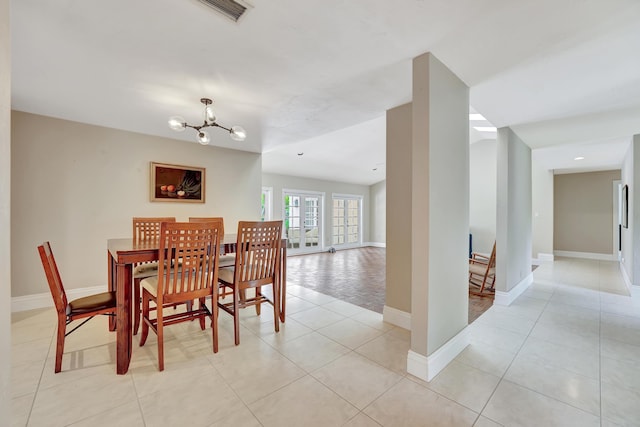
168, 98, 246, 145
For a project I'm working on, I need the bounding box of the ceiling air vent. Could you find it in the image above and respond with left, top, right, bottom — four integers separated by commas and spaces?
197, 0, 250, 22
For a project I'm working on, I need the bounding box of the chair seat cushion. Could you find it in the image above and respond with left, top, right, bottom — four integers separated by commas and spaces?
469, 264, 495, 276
141, 276, 160, 297
218, 267, 234, 284
219, 254, 236, 268
133, 261, 159, 278
141, 271, 202, 297
67, 291, 116, 315
134, 260, 182, 279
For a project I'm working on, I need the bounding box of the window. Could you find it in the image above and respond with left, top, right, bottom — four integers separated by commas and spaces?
261, 187, 272, 221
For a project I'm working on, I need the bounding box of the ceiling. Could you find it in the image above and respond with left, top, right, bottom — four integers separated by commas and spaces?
11, 0, 640, 185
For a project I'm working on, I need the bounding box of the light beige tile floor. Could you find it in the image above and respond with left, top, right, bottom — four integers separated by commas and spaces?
11, 258, 640, 426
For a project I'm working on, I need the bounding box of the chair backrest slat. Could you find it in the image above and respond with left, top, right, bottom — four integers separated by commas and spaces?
37, 242, 68, 314
234, 220, 282, 285
132, 217, 176, 243
188, 217, 225, 237
156, 220, 223, 300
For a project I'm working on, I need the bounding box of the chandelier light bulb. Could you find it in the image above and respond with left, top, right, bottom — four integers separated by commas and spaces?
197, 130, 210, 145
204, 105, 216, 123
230, 125, 247, 142
168, 116, 186, 132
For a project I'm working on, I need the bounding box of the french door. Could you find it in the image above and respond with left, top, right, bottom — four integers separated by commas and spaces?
283, 191, 323, 253
332, 194, 362, 247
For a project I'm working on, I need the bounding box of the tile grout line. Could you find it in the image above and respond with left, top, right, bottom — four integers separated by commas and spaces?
471, 280, 556, 423
25, 325, 56, 426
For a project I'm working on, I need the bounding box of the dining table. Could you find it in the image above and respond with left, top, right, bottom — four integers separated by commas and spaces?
107, 234, 287, 375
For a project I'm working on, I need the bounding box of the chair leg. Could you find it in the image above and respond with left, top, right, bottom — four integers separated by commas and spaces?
213, 283, 219, 353
233, 287, 240, 346
255, 288, 261, 315
157, 312, 164, 372
273, 283, 280, 333
139, 292, 150, 346
198, 298, 206, 330
133, 278, 141, 335
54, 316, 67, 373
480, 271, 490, 293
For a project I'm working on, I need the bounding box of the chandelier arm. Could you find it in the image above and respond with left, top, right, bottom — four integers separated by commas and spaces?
185, 122, 230, 132
184, 123, 203, 131
210, 122, 231, 133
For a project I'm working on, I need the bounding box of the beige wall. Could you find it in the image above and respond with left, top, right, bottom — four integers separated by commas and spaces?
261, 172, 372, 248
1, 0, 11, 418
385, 103, 412, 314
370, 180, 386, 245
554, 170, 620, 255
11, 111, 261, 297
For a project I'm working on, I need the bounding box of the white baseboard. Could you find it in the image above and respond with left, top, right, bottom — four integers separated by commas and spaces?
494, 272, 533, 306
620, 263, 633, 293
383, 305, 411, 330
533, 253, 554, 265
407, 327, 469, 382
553, 250, 617, 261
365, 242, 386, 248
12, 286, 105, 312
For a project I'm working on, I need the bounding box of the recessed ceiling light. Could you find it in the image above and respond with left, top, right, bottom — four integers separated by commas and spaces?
473, 126, 497, 132
469, 113, 486, 120
574, 156, 585, 161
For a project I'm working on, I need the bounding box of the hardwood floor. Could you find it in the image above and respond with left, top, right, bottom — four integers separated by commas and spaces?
287, 247, 386, 313
287, 247, 492, 323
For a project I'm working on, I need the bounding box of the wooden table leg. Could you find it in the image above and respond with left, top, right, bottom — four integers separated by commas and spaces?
116, 262, 132, 375
108, 251, 116, 331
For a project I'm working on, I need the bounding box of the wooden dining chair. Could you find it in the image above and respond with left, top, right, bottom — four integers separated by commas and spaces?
139, 220, 223, 371
189, 217, 235, 302
38, 242, 117, 373
188, 217, 235, 268
132, 217, 176, 335
215, 220, 282, 352
469, 241, 496, 295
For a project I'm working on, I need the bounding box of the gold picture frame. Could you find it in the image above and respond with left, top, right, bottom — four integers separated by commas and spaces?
150, 162, 205, 203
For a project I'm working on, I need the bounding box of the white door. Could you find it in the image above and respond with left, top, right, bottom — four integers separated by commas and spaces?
283, 191, 322, 253
332, 195, 362, 248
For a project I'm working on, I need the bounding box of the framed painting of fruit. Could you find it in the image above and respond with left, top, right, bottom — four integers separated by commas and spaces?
150, 162, 205, 203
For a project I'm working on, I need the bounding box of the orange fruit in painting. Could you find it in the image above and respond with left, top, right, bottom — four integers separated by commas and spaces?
160, 185, 167, 191
167, 185, 176, 192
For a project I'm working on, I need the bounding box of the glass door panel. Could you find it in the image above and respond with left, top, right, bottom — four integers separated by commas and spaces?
332, 196, 362, 247
284, 192, 322, 253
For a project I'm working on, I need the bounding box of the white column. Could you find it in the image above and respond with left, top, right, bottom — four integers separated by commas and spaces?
408, 52, 470, 381
494, 127, 533, 305
0, 0, 12, 420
